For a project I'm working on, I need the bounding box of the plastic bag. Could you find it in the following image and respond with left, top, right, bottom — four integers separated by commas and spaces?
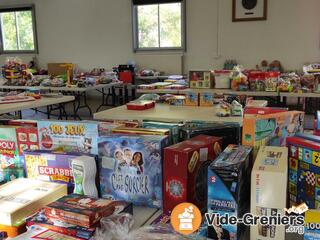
93, 213, 191, 240
230, 65, 248, 91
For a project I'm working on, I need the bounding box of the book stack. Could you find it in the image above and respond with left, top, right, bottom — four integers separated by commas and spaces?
26, 194, 132, 239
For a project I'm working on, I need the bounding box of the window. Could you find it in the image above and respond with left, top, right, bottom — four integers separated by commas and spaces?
133, 0, 185, 51
0, 5, 38, 53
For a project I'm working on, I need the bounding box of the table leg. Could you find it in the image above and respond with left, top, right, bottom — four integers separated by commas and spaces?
112, 86, 116, 106
47, 105, 51, 119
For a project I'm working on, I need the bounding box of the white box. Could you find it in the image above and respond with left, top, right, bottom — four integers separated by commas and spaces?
250, 146, 288, 240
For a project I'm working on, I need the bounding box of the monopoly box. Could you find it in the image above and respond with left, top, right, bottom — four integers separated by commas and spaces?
286, 134, 320, 209
242, 111, 304, 157
142, 121, 182, 144
37, 120, 98, 155
23, 150, 94, 193
207, 145, 252, 240
251, 146, 288, 240
163, 135, 223, 213
98, 134, 169, 208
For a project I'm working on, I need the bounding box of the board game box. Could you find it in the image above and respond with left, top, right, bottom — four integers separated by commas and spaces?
199, 92, 214, 107
142, 121, 182, 144
23, 150, 95, 193
207, 145, 253, 240
43, 194, 119, 228
27, 200, 132, 239
163, 135, 223, 213
98, 134, 169, 208
0, 178, 67, 226
184, 91, 199, 106
242, 111, 304, 157
286, 134, 320, 209
37, 120, 98, 155
250, 146, 288, 240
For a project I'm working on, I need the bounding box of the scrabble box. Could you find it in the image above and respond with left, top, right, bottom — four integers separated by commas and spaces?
98, 134, 169, 208
37, 120, 98, 155
207, 145, 252, 240
286, 134, 320, 209
251, 146, 288, 240
163, 135, 223, 213
242, 111, 304, 157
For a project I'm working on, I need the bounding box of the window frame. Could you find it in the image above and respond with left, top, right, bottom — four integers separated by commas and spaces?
0, 4, 38, 54
132, 0, 186, 52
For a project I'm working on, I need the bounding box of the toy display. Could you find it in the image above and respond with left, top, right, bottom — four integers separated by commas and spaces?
213, 70, 231, 89
242, 110, 304, 157
248, 71, 266, 91
207, 145, 253, 240
265, 72, 280, 91
286, 134, 320, 209
37, 120, 98, 155
98, 134, 169, 208
0, 178, 67, 226
230, 66, 249, 91
142, 121, 182, 144
184, 91, 198, 106
250, 146, 288, 240
23, 151, 94, 193
189, 70, 214, 89
180, 122, 241, 148
199, 92, 214, 107
43, 194, 118, 228
163, 135, 222, 213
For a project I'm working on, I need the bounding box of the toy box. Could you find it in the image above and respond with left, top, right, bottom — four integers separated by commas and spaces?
189, 70, 214, 89
163, 135, 223, 213
207, 145, 252, 240
142, 121, 182, 144
126, 100, 155, 110
304, 210, 320, 240
0, 178, 67, 226
286, 134, 320, 209
112, 127, 170, 137
0, 222, 26, 238
27, 200, 132, 239
23, 150, 95, 193
37, 120, 98, 155
213, 70, 231, 89
199, 92, 214, 107
250, 146, 288, 240
184, 91, 199, 106
242, 111, 304, 157
180, 122, 241, 148
44, 194, 120, 228
98, 134, 169, 208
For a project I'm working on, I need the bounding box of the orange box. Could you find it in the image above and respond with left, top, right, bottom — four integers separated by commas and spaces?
199, 92, 214, 107
184, 92, 199, 106
0, 222, 26, 238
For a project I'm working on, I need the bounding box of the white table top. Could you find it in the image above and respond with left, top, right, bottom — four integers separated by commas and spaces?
0, 95, 75, 115
0, 82, 120, 92
94, 104, 243, 125
280, 92, 320, 98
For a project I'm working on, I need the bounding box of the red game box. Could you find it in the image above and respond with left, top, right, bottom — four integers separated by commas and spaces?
126, 100, 155, 110
43, 194, 117, 228
163, 135, 223, 213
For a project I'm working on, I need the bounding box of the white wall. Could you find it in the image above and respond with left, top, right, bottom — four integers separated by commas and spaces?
0, 0, 320, 73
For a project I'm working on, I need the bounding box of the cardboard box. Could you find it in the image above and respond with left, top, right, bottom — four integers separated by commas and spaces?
304, 209, 320, 240
98, 134, 169, 208
199, 92, 214, 107
48, 63, 73, 77
286, 134, 320, 209
180, 122, 241, 148
163, 135, 222, 213
0, 222, 26, 238
242, 111, 304, 158
250, 146, 288, 240
112, 127, 170, 137
213, 70, 231, 89
0, 178, 67, 226
44, 194, 117, 228
23, 150, 94, 193
207, 145, 252, 240
189, 70, 214, 89
184, 91, 199, 106
37, 120, 98, 155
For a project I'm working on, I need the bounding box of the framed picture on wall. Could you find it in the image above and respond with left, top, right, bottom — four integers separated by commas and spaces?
232, 0, 267, 22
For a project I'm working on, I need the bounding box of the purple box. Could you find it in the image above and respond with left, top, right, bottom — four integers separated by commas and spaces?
23, 150, 94, 193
